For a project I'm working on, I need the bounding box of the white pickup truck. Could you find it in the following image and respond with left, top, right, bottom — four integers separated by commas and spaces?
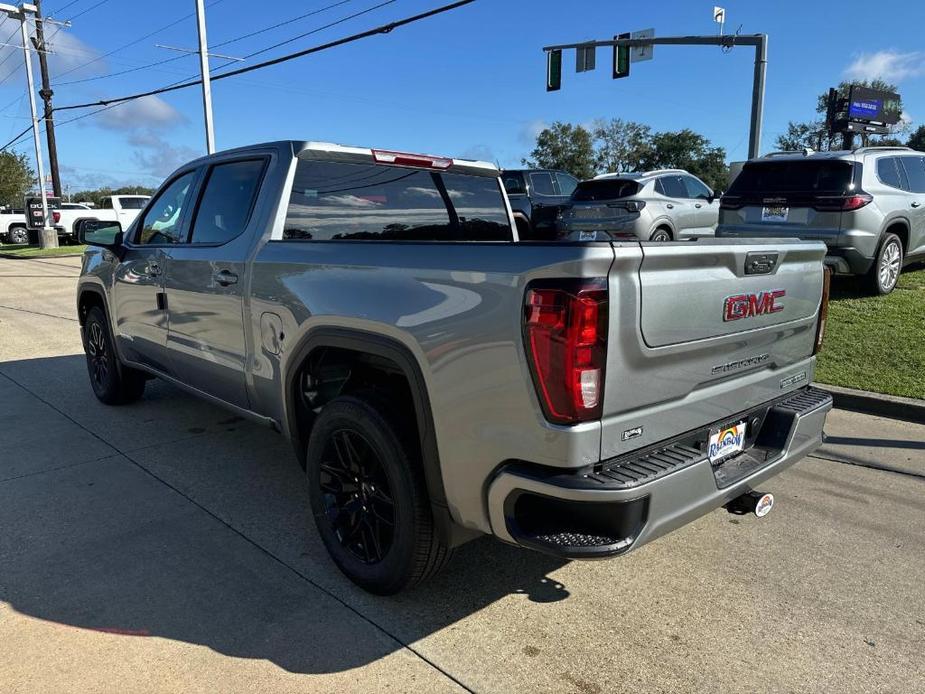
54, 195, 151, 243
0, 208, 28, 244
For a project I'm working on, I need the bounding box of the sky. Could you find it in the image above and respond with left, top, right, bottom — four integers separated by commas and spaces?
0, 0, 922, 192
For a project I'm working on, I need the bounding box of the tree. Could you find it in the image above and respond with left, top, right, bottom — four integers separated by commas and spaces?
592, 118, 652, 174
908, 125, 925, 152
522, 121, 596, 180
638, 129, 728, 190
0, 151, 35, 208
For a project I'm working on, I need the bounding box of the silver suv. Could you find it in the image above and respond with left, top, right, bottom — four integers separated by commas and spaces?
717, 147, 925, 294
556, 169, 720, 242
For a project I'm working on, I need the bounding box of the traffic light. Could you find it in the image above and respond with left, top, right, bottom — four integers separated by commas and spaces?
546, 49, 562, 91
613, 33, 630, 79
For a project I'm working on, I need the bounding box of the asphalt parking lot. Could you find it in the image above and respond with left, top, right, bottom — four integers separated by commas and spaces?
1, 255, 924, 693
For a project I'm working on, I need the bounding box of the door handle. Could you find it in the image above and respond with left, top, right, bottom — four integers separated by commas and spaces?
912, 201, 922, 208
213, 269, 238, 286
694, 203, 703, 208
148, 261, 162, 276
666, 203, 674, 209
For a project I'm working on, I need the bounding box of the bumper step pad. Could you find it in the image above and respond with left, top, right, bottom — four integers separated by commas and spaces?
586, 386, 834, 490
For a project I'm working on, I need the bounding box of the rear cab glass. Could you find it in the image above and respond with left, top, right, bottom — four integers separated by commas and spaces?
727, 160, 856, 203
284, 160, 513, 242
572, 179, 640, 202
118, 197, 149, 210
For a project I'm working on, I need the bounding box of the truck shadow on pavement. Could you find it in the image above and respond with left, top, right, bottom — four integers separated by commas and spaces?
0, 354, 568, 675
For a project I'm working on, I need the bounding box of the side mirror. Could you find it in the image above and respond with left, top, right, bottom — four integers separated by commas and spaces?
78, 219, 123, 249
707, 190, 723, 204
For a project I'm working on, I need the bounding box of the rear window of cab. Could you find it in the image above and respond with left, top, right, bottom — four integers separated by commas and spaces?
284, 160, 512, 242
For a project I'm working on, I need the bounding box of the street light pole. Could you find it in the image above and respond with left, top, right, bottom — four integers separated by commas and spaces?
194, 0, 215, 154
1, 2, 56, 248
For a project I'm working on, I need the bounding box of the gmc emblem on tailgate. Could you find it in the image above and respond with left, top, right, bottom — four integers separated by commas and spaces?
723, 290, 785, 322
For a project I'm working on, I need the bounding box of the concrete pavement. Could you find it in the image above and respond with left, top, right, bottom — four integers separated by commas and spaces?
1, 256, 923, 693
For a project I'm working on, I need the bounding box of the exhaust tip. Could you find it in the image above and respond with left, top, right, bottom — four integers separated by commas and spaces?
726, 491, 774, 517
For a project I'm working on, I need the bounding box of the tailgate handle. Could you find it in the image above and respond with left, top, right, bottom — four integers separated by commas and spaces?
745, 252, 779, 275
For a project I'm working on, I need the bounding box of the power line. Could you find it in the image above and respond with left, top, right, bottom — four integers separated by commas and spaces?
56, 0, 357, 87
64, 0, 110, 22
52, 0, 227, 80
44, 0, 84, 16
56, 0, 470, 114
1, 0, 478, 153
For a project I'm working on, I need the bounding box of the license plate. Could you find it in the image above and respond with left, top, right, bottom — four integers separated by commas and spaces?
761, 205, 789, 222
707, 421, 747, 463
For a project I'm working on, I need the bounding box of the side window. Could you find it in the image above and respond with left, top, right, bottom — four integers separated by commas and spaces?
682, 175, 712, 199
899, 156, 925, 194
102, 198, 112, 209
555, 172, 579, 197
659, 175, 687, 199
528, 172, 556, 196
135, 171, 197, 245
502, 173, 526, 195
654, 178, 666, 195
190, 160, 265, 244
877, 157, 904, 190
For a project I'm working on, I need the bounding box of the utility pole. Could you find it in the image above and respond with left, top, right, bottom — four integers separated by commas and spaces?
1, 2, 55, 248
543, 34, 769, 159
194, 0, 215, 153
31, 0, 61, 197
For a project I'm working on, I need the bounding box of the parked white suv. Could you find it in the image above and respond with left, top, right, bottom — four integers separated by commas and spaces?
557, 169, 720, 242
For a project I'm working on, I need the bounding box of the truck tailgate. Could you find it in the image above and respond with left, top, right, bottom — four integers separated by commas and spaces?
599, 238, 826, 460
638, 238, 823, 347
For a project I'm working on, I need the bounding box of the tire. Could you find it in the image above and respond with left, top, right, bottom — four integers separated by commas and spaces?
866, 233, 903, 295
306, 395, 451, 594
8, 225, 27, 245
83, 306, 146, 405
649, 227, 672, 242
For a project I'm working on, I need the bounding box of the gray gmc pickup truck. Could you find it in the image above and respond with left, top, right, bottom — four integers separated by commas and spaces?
76, 140, 833, 594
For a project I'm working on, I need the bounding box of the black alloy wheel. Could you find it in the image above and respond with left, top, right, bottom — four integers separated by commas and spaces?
318, 428, 395, 564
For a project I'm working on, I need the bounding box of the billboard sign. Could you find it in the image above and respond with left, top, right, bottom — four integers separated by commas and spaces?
847, 86, 901, 125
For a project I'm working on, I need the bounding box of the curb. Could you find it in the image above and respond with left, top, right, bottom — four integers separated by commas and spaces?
815, 382, 925, 425
0, 252, 83, 259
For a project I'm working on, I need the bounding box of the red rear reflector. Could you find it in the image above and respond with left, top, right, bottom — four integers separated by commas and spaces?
52, 211, 60, 223
372, 149, 452, 169
523, 279, 608, 424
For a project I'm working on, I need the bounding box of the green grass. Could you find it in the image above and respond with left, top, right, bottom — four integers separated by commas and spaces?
0, 243, 86, 257
815, 264, 925, 399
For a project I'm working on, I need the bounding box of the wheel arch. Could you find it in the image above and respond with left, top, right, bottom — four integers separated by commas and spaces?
282, 327, 467, 545
882, 219, 909, 255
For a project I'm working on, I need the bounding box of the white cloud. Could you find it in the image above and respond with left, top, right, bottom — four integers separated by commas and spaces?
844, 50, 925, 83
127, 131, 200, 178
518, 119, 547, 145
47, 31, 108, 79
96, 95, 186, 131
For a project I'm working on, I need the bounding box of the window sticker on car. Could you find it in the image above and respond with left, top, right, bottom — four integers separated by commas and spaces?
761, 205, 789, 222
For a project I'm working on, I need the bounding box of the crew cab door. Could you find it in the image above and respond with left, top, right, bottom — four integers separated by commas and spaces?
527, 171, 572, 239
110, 170, 199, 374
164, 157, 268, 409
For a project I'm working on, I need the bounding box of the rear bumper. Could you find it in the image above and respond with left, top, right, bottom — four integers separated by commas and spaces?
557, 216, 645, 240
487, 386, 832, 559
824, 247, 875, 275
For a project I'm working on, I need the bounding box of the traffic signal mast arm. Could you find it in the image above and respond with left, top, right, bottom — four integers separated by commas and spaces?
542, 33, 768, 159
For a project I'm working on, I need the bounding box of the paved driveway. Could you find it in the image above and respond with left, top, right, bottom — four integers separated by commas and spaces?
1, 256, 923, 693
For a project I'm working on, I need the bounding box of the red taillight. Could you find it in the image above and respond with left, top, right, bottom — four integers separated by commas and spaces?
813, 193, 872, 211
52, 211, 60, 223
523, 279, 607, 424
813, 266, 832, 355
372, 149, 453, 169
